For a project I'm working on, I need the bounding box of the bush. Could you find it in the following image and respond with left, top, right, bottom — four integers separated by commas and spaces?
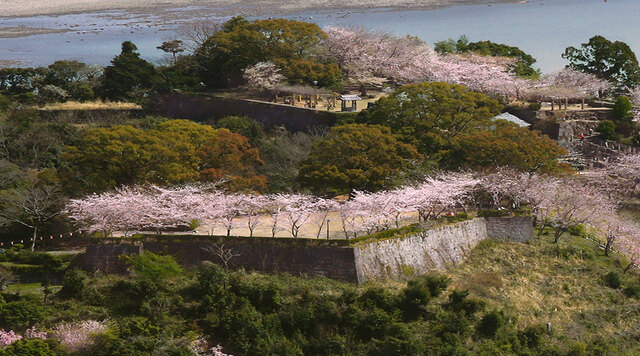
0, 298, 46, 330
216, 116, 265, 143
623, 281, 640, 298
445, 290, 485, 316
120, 252, 182, 284
7, 251, 63, 268
518, 324, 547, 348
400, 273, 450, 320
0, 339, 61, 356
445, 212, 469, 223
568, 224, 586, 236
527, 102, 542, 110
477, 310, 506, 337
596, 120, 619, 141
604, 270, 623, 289
61, 268, 88, 297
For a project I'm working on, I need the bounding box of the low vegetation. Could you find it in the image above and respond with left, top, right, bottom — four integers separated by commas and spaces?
0, 228, 636, 355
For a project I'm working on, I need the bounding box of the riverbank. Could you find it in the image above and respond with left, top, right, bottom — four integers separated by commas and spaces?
0, 0, 521, 18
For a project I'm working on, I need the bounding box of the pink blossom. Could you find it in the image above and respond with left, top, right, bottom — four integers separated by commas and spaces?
0, 330, 22, 347
24, 326, 47, 340
52, 320, 108, 351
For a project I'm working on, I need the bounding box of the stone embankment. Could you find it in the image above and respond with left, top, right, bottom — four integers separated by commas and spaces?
78, 216, 534, 284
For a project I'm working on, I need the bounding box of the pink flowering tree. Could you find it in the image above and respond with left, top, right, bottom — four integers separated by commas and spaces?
273, 194, 316, 238
0, 330, 22, 347
243, 61, 286, 91
238, 195, 269, 237
52, 320, 108, 352
323, 26, 524, 98
306, 198, 339, 239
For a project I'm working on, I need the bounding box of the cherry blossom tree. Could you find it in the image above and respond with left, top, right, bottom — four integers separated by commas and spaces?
272, 194, 316, 238
524, 68, 611, 108
306, 198, 339, 239
238, 195, 269, 237
52, 320, 108, 352
0, 330, 22, 347
243, 62, 286, 91
322, 26, 525, 98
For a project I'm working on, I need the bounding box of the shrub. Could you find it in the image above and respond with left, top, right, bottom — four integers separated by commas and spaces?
568, 224, 586, 236
61, 268, 88, 298
357, 287, 398, 313
117, 317, 161, 337
623, 281, 640, 298
120, 252, 182, 284
604, 270, 623, 289
400, 274, 450, 320
0, 299, 46, 330
445, 290, 485, 316
476, 310, 506, 337
216, 116, 265, 143
0, 339, 60, 356
518, 324, 547, 348
527, 102, 542, 110
596, 120, 619, 141
446, 212, 469, 223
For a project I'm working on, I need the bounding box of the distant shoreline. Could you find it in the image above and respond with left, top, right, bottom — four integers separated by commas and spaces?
0, 0, 522, 18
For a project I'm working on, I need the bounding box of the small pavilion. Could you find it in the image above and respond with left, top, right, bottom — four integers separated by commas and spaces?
340, 94, 362, 112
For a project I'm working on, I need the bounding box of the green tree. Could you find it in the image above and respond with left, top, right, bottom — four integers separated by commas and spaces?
277, 59, 342, 87
434, 36, 540, 78
195, 17, 326, 87
100, 41, 159, 100
0, 109, 79, 169
121, 252, 183, 284
60, 120, 265, 193
157, 40, 184, 64
298, 124, 422, 194
443, 125, 568, 173
596, 120, 619, 141
46, 60, 98, 100
562, 35, 640, 93
216, 116, 265, 144
156, 55, 202, 92
612, 96, 637, 136
59, 125, 172, 193
358, 82, 501, 157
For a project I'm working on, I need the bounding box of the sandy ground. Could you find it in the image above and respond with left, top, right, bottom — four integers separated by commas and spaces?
0, 59, 21, 68
0, 26, 69, 38
0, 0, 520, 18
116, 210, 423, 239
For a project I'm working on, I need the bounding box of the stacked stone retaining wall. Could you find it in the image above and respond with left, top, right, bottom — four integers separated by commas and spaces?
152, 92, 343, 132
79, 217, 534, 283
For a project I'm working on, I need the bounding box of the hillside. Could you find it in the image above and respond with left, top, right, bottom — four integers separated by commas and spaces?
0, 227, 637, 355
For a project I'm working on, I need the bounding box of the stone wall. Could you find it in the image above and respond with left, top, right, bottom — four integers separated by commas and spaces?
80, 236, 359, 283
353, 219, 487, 282
151, 92, 344, 132
484, 216, 534, 243
77, 243, 143, 274
79, 217, 534, 284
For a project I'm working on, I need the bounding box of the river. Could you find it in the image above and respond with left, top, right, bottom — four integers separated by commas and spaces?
0, 0, 639, 73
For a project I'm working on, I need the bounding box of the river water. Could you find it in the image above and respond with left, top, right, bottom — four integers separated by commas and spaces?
0, 0, 639, 72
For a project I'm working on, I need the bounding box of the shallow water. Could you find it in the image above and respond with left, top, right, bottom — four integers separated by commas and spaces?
1, 0, 639, 72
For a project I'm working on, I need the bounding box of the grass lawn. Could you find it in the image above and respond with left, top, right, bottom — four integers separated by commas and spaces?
5, 282, 62, 297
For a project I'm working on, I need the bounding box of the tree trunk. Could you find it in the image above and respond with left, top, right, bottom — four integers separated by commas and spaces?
31, 227, 37, 252
553, 229, 565, 244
